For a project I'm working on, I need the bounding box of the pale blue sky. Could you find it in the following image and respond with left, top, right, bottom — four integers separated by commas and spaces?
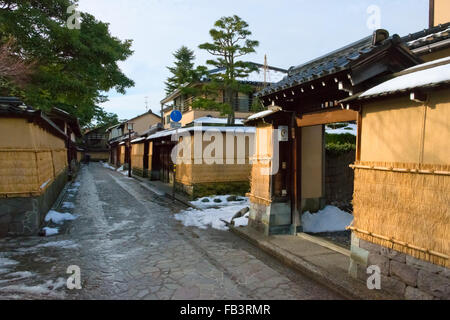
77, 0, 429, 120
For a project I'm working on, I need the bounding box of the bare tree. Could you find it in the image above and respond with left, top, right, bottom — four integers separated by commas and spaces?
0, 40, 34, 87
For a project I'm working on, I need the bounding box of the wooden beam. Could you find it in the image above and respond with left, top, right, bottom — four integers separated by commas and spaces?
356, 111, 362, 161
429, 0, 435, 28
296, 109, 358, 127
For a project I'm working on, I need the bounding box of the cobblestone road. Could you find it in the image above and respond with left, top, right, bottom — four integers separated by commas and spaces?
0, 164, 343, 300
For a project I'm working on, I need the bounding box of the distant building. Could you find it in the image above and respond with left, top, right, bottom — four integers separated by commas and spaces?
160, 62, 288, 129
107, 110, 161, 168
83, 125, 110, 162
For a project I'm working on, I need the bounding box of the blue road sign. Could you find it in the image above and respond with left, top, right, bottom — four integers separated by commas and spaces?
170, 110, 182, 123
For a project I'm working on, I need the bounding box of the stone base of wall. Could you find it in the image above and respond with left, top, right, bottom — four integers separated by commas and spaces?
248, 201, 293, 236
132, 167, 149, 178
349, 234, 450, 300
0, 168, 68, 237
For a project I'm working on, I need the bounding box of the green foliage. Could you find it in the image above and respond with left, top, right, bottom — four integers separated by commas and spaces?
251, 98, 265, 112
196, 15, 259, 123
0, 0, 134, 127
325, 133, 356, 145
165, 46, 197, 95
325, 142, 356, 155
193, 181, 250, 199
325, 133, 356, 155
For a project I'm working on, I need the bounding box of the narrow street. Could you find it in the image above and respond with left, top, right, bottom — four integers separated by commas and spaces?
0, 163, 343, 300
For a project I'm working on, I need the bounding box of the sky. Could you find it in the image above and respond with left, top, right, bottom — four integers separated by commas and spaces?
77, 0, 429, 120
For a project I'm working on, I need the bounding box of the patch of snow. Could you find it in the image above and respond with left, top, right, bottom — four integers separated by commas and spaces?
0, 278, 66, 297
72, 182, 81, 187
36, 240, 78, 249
175, 199, 249, 231
0, 257, 19, 268
301, 206, 353, 233
40, 179, 51, 190
102, 162, 116, 170
360, 59, 450, 98
0, 271, 35, 284
45, 211, 77, 225
67, 187, 78, 193
62, 202, 75, 209
233, 213, 250, 228
43, 227, 59, 236
247, 110, 274, 121
147, 126, 255, 141
6, 271, 34, 279
193, 117, 245, 125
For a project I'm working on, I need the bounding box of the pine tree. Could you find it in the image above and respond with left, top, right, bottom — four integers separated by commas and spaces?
196, 15, 259, 124
165, 46, 196, 95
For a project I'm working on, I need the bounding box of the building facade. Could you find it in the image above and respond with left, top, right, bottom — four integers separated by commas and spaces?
0, 98, 74, 236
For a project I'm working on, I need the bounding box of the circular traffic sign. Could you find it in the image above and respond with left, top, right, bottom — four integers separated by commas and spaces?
170, 110, 182, 123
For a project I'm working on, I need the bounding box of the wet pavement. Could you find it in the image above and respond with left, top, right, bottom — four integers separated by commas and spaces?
0, 163, 343, 300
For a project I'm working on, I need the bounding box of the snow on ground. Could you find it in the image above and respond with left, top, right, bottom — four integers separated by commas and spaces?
36, 240, 79, 249
43, 227, 59, 236
72, 182, 81, 187
233, 213, 250, 228
0, 271, 35, 284
116, 165, 130, 176
175, 196, 249, 231
301, 206, 353, 233
0, 257, 19, 268
101, 162, 116, 170
14, 240, 79, 254
0, 278, 66, 298
45, 211, 77, 225
62, 202, 75, 209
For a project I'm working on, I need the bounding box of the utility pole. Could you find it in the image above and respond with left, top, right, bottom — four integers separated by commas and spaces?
264, 54, 268, 88
126, 123, 134, 178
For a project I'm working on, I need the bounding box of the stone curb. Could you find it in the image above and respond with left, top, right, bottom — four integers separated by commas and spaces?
229, 225, 399, 300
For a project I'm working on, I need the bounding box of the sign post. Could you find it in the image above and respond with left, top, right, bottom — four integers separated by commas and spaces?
170, 110, 182, 199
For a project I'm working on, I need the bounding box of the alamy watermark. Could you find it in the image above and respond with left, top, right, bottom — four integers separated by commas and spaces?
66, 265, 82, 290
67, 5, 81, 30
366, 5, 381, 31
366, 265, 381, 290
169, 127, 283, 176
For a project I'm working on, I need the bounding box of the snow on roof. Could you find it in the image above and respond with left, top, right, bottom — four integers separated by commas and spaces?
359, 57, 450, 99
406, 26, 450, 48
246, 109, 280, 122
146, 126, 255, 141
192, 117, 244, 125
238, 67, 287, 83
131, 137, 146, 144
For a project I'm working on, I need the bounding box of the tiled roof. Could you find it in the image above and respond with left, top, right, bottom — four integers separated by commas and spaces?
0, 97, 33, 113
256, 34, 389, 97
346, 56, 450, 101
402, 22, 450, 50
